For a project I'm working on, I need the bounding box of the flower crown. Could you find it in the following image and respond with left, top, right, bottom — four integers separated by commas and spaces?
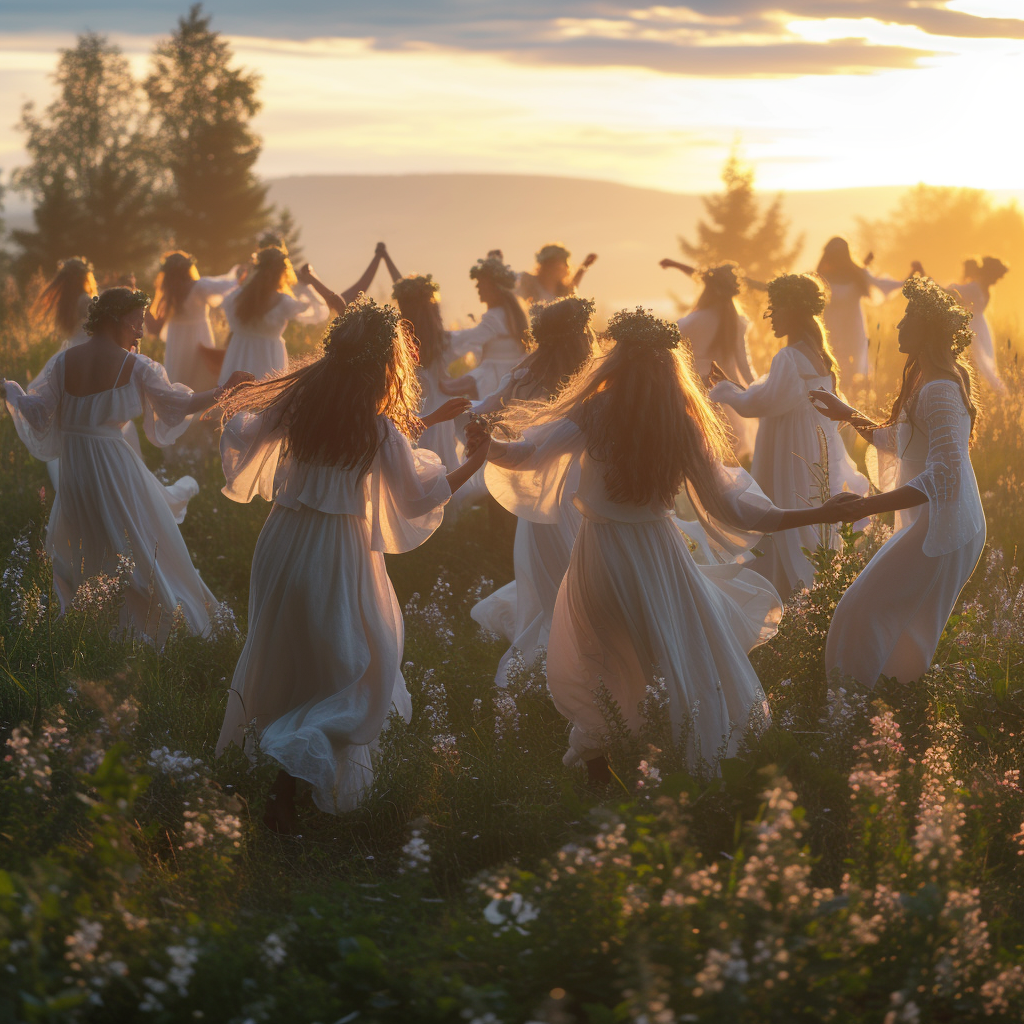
699, 262, 739, 289
83, 289, 151, 336
252, 245, 289, 270
766, 273, 827, 317
903, 276, 973, 356
470, 255, 517, 290
392, 274, 440, 306
58, 256, 94, 275
535, 243, 571, 265
323, 295, 402, 367
530, 295, 595, 345
606, 306, 680, 350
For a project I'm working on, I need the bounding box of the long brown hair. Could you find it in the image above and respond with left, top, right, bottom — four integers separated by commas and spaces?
392, 275, 445, 369
32, 257, 97, 337
517, 295, 596, 399
233, 246, 297, 326
817, 236, 871, 297
220, 297, 422, 475
693, 263, 741, 367
470, 253, 530, 351
503, 308, 732, 510
883, 278, 978, 441
152, 251, 200, 319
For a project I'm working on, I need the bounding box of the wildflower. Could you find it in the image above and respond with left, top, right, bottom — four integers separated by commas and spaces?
148, 746, 205, 781
260, 932, 288, 969
483, 892, 540, 935
400, 829, 431, 873
166, 941, 199, 997
65, 919, 103, 969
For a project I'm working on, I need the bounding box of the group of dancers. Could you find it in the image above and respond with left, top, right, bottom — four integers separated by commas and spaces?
0, 233, 1000, 831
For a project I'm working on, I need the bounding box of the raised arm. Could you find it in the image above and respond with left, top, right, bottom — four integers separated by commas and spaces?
570, 253, 598, 290
378, 243, 403, 285
709, 349, 805, 418
298, 264, 345, 315
340, 245, 386, 305
659, 258, 696, 276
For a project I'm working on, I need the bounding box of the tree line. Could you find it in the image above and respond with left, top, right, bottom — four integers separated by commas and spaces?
6, 4, 297, 282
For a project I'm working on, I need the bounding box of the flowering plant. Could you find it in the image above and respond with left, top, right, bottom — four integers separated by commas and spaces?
606, 306, 680, 350
392, 273, 440, 306
469, 255, 517, 290
904, 275, 974, 355
766, 273, 827, 317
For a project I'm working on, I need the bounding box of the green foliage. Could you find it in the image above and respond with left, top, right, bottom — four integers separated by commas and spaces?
144, 4, 271, 271
11, 34, 163, 280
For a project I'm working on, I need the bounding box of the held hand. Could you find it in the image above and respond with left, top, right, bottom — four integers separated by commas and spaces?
808, 388, 859, 422
818, 492, 867, 523
217, 371, 255, 398
431, 397, 472, 424
375, 242, 387, 256
463, 418, 491, 459
708, 361, 735, 389
464, 433, 491, 467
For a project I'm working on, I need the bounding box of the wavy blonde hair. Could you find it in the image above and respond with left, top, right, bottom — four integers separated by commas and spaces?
33, 257, 97, 337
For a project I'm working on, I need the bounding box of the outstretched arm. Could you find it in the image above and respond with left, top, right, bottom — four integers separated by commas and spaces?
187, 370, 255, 415
570, 253, 598, 290
445, 438, 489, 493
379, 243, 403, 284
298, 264, 345, 315
659, 258, 696, 276
340, 245, 386, 304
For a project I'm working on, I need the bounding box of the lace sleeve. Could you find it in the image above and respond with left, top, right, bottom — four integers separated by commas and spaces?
137, 356, 195, 446
708, 348, 805, 418
904, 381, 985, 557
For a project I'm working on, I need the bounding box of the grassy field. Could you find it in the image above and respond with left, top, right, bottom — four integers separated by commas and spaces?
3, 285, 1024, 1023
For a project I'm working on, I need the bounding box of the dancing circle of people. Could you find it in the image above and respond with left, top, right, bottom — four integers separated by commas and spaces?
1, 232, 1005, 832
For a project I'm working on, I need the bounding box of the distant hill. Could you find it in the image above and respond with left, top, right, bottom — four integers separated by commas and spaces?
265, 174, 919, 324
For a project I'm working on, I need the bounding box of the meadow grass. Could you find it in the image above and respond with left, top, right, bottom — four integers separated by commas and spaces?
3, 288, 1024, 1022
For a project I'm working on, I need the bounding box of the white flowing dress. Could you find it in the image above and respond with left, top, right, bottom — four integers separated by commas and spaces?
678, 307, 757, 459
485, 416, 784, 769
3, 351, 217, 643
823, 273, 902, 382
710, 343, 869, 596
449, 308, 526, 400
216, 412, 451, 813
162, 272, 238, 391
948, 280, 1005, 394
826, 380, 985, 687
218, 285, 329, 385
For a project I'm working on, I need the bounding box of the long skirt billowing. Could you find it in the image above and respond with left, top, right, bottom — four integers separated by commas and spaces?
216, 503, 411, 813
546, 512, 781, 770
826, 506, 985, 686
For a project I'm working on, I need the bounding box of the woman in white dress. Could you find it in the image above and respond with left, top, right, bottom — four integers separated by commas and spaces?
811, 276, 985, 687
664, 261, 758, 460
448, 253, 531, 400
947, 255, 1009, 394
215, 298, 489, 832
470, 296, 597, 684
516, 243, 598, 305
465, 308, 860, 782
218, 246, 329, 385
709, 274, 869, 597
2, 289, 250, 644
816, 237, 917, 387
145, 250, 239, 390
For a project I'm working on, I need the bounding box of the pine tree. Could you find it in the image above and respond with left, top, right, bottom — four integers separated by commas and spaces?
11, 33, 162, 279
681, 152, 803, 282
145, 5, 270, 271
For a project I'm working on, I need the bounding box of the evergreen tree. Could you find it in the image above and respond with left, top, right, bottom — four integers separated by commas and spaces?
11, 33, 162, 279
681, 152, 803, 282
145, 5, 270, 271
262, 205, 304, 264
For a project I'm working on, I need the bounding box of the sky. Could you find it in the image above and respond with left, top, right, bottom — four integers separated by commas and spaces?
1, 1, 1022, 197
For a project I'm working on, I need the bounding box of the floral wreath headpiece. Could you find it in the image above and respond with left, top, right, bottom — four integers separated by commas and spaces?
323, 295, 402, 368
159, 251, 197, 274
903, 276, 973, 356
535, 243, 571, 265
58, 256, 94, 276
392, 274, 440, 306
83, 289, 151, 337
606, 306, 680, 351
766, 273, 827, 317
530, 295, 595, 345
252, 245, 290, 270
469, 254, 517, 290
699, 262, 740, 289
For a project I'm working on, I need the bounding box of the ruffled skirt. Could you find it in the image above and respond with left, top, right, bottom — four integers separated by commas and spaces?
216, 503, 412, 813
546, 512, 781, 769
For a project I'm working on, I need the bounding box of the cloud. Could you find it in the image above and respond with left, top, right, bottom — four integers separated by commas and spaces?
1, 1, 1021, 78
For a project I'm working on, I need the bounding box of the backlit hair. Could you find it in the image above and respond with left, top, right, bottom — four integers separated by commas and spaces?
234, 246, 297, 326
32, 257, 97, 337
152, 250, 200, 320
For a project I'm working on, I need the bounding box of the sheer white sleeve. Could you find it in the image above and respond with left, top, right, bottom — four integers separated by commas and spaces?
472, 369, 531, 415
864, 424, 899, 491
220, 410, 285, 504
371, 421, 451, 552
708, 348, 805, 418
484, 417, 586, 524
3, 354, 64, 461
288, 284, 331, 325
136, 356, 196, 446
449, 310, 501, 361
683, 462, 781, 560
195, 274, 239, 306
903, 381, 986, 557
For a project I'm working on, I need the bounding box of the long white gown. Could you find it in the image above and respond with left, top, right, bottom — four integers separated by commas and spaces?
449, 307, 526, 399
710, 342, 869, 597
218, 284, 329, 385
3, 351, 218, 644
162, 272, 238, 391
823, 273, 902, 382
826, 379, 985, 686
216, 412, 451, 813
678, 307, 757, 460
947, 280, 1005, 394
484, 416, 784, 769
